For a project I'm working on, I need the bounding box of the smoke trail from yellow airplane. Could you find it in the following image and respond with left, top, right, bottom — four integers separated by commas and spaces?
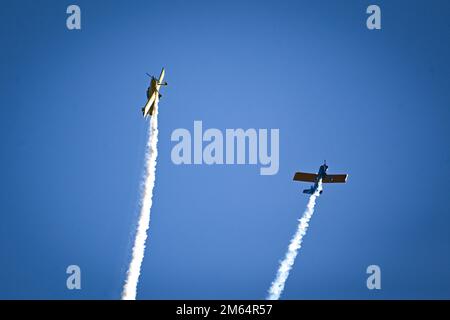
267, 180, 323, 300
122, 103, 159, 300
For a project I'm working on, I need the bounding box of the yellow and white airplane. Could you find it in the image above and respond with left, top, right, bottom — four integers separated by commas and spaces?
141, 68, 167, 117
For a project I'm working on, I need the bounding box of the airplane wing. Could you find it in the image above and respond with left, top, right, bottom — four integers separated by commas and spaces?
293, 172, 317, 182
322, 174, 348, 183
143, 92, 156, 116
158, 68, 165, 84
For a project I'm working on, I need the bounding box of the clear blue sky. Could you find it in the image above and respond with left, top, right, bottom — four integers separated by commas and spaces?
1, 0, 449, 299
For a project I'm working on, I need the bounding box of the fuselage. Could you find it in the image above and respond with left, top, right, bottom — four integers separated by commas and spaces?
304, 163, 328, 194
146, 78, 158, 99
316, 164, 328, 181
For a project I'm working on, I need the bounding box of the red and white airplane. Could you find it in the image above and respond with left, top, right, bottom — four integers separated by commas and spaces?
293, 161, 348, 194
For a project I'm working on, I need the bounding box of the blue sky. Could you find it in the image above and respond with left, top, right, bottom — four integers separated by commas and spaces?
1, 0, 449, 299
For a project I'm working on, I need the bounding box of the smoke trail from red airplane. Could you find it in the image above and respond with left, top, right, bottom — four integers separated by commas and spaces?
267, 180, 323, 300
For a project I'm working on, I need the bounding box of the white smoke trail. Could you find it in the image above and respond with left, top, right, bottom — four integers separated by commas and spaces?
267, 180, 323, 300
122, 103, 159, 300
